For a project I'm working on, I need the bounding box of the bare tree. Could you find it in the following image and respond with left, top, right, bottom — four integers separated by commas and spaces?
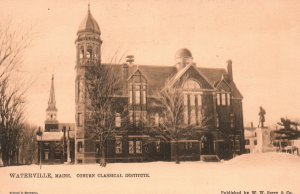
0, 21, 31, 166
18, 123, 38, 165
155, 78, 185, 164
156, 77, 213, 163
84, 56, 122, 167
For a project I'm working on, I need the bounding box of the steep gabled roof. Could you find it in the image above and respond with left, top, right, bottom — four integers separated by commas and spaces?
101, 63, 242, 98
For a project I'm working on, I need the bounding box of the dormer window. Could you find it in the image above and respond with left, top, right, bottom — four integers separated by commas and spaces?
217, 91, 231, 106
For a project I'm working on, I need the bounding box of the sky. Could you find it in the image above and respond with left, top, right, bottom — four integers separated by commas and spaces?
0, 0, 300, 128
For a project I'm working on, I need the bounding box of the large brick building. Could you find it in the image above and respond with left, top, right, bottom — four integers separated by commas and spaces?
75, 6, 244, 163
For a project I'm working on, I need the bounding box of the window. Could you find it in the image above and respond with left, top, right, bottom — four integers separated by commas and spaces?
129, 90, 133, 104
183, 80, 201, 90
221, 93, 226, 106
115, 140, 122, 154
45, 152, 49, 160
129, 111, 133, 124
136, 141, 142, 154
77, 141, 83, 153
184, 107, 188, 124
183, 80, 202, 126
155, 113, 159, 126
190, 94, 195, 106
227, 93, 231, 105
79, 47, 84, 59
135, 89, 140, 104
216, 114, 219, 128
184, 94, 188, 105
142, 90, 146, 104
156, 141, 160, 152
135, 111, 141, 126
185, 142, 193, 151
87, 47, 92, 59
254, 139, 257, 145
245, 139, 250, 145
191, 109, 196, 125
217, 92, 231, 106
115, 113, 121, 128
196, 95, 202, 107
129, 141, 134, 154
230, 114, 235, 129
197, 110, 202, 125
217, 94, 221, 106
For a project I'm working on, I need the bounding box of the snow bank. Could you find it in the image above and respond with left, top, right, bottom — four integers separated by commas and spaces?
0, 153, 299, 194
227, 152, 300, 166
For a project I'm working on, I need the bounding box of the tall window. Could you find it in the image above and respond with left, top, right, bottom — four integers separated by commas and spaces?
115, 113, 121, 128
135, 88, 140, 104
221, 93, 226, 105
226, 93, 231, 105
155, 113, 159, 126
183, 79, 202, 125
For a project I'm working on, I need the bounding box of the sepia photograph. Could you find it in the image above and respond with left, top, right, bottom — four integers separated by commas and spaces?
0, 0, 300, 193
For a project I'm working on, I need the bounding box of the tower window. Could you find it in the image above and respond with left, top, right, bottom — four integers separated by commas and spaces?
79, 47, 84, 59
87, 47, 93, 60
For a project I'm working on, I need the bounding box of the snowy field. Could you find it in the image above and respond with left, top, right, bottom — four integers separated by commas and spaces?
0, 153, 299, 194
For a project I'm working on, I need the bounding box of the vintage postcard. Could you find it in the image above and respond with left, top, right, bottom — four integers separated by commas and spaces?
0, 0, 299, 194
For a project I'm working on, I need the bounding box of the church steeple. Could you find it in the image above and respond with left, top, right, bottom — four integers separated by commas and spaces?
47, 74, 57, 111
46, 75, 58, 122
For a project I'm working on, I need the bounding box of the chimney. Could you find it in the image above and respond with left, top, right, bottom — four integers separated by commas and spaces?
227, 59, 233, 82
126, 55, 134, 64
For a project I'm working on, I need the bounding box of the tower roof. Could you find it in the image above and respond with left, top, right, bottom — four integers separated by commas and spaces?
175, 48, 193, 59
77, 4, 101, 35
46, 75, 57, 111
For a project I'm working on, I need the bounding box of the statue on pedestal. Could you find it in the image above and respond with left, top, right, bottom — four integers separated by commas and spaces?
258, 106, 266, 128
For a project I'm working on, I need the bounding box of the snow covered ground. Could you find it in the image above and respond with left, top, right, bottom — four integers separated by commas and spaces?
0, 153, 299, 194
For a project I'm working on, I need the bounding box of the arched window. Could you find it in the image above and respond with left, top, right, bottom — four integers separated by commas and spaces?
183, 79, 201, 90
87, 46, 93, 60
